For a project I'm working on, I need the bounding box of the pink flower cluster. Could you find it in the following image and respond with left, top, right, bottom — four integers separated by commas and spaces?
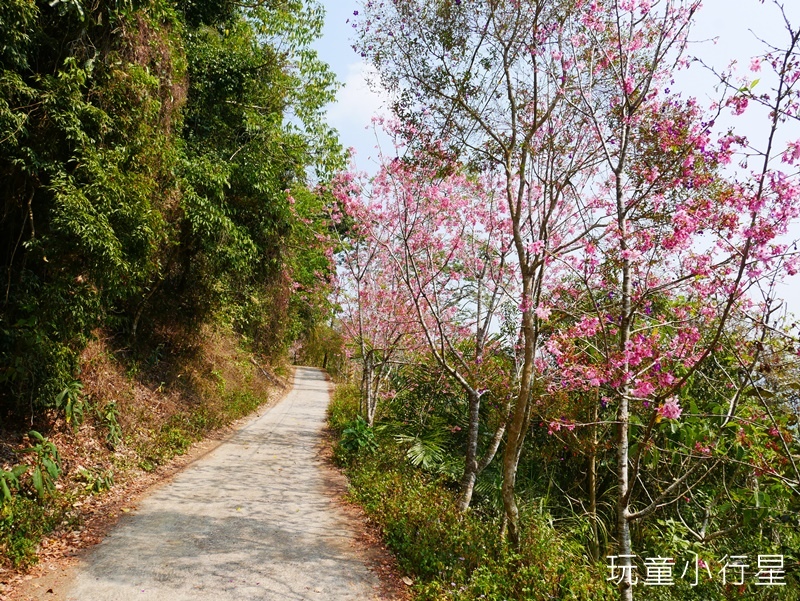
657, 397, 682, 420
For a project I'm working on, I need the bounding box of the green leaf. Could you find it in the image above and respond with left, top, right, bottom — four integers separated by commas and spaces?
43, 458, 59, 480
1, 478, 11, 502
32, 467, 44, 498
55, 387, 68, 406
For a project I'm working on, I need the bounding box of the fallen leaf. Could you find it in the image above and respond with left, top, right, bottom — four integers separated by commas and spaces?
401, 576, 413, 586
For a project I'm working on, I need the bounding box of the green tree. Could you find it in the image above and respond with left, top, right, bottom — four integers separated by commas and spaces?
1, 0, 342, 418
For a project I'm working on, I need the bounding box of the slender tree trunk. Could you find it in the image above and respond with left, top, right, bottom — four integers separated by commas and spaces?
616, 156, 634, 600
367, 359, 382, 427
477, 404, 510, 473
457, 389, 481, 511
589, 400, 599, 562
360, 351, 373, 422
501, 297, 536, 545
617, 391, 633, 601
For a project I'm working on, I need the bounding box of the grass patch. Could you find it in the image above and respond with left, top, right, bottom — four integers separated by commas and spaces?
0, 495, 72, 568
136, 389, 269, 469
327, 382, 359, 434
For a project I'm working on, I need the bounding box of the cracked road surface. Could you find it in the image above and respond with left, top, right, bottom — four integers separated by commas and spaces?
62, 367, 381, 600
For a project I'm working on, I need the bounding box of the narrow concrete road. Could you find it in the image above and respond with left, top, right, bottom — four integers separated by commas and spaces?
63, 367, 381, 601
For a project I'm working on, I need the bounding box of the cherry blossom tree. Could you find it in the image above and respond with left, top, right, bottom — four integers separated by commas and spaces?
354, 0, 609, 541
329, 167, 417, 426
537, 1, 800, 598
334, 130, 519, 509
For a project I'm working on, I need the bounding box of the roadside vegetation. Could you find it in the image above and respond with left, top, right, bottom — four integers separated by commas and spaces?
328, 1, 800, 600
0, 325, 288, 569
1, 0, 338, 571
329, 383, 613, 600
329, 356, 799, 601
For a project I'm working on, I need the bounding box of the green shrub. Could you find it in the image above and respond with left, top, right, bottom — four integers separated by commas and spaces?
328, 383, 359, 433
56, 380, 85, 427
0, 465, 26, 505
338, 431, 611, 601
21, 431, 61, 500
96, 401, 123, 448
0, 495, 67, 568
339, 417, 378, 459
224, 390, 261, 420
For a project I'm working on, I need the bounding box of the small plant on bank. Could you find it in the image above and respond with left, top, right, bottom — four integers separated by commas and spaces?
339, 416, 378, 458
21, 431, 61, 500
96, 401, 122, 448
0, 433, 65, 568
0, 432, 61, 509
77, 467, 114, 494
0, 465, 27, 505
56, 380, 84, 428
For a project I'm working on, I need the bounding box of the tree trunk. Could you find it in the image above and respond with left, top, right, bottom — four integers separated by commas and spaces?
367, 359, 379, 427
457, 389, 481, 511
589, 400, 599, 562
501, 303, 536, 545
360, 351, 374, 423
616, 391, 633, 601
616, 160, 634, 600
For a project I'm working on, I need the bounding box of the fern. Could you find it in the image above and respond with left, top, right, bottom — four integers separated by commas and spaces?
395, 428, 448, 470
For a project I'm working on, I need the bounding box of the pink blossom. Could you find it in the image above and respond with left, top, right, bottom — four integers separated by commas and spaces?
727, 95, 749, 115
657, 397, 682, 420
694, 441, 712, 455
632, 380, 655, 398
783, 139, 800, 165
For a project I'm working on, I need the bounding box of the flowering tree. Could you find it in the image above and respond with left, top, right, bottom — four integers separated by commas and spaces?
354, 0, 610, 540
536, 1, 800, 597
329, 168, 416, 426
334, 134, 518, 509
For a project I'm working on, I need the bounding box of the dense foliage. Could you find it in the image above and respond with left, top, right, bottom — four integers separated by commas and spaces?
0, 0, 341, 418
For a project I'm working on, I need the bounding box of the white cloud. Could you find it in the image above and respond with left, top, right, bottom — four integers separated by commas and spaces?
327, 61, 389, 133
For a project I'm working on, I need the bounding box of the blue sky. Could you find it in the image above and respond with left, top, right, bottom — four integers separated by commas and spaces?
313, 0, 800, 315
313, 1, 387, 168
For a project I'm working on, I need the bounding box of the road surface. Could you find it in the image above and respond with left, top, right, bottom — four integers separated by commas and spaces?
61, 367, 381, 600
